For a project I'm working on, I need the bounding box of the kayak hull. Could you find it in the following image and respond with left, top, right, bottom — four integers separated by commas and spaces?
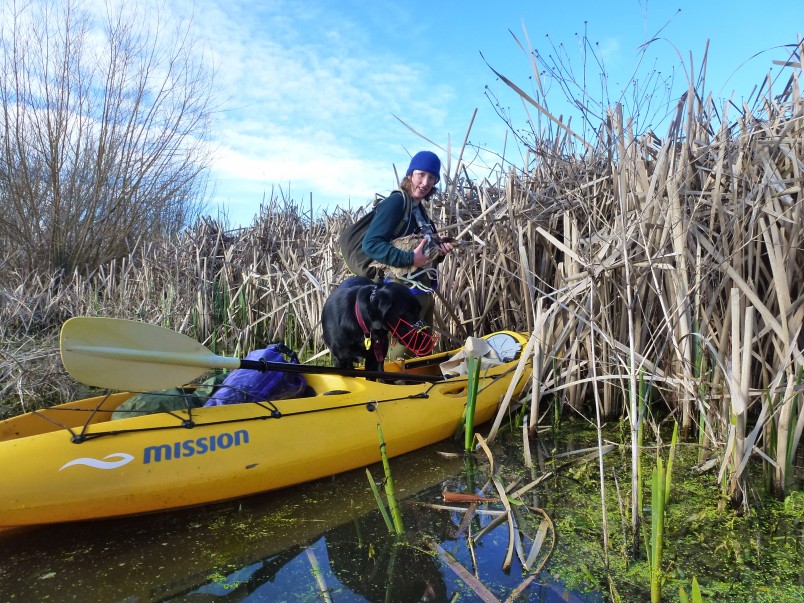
0, 331, 530, 527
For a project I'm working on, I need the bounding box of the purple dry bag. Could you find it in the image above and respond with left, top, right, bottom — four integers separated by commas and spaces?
204, 344, 307, 406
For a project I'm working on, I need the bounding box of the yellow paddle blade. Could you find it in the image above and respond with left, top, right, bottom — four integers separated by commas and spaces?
60, 317, 239, 391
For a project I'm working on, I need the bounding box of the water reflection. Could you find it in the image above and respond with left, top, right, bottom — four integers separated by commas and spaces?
180, 512, 453, 602
0, 440, 599, 602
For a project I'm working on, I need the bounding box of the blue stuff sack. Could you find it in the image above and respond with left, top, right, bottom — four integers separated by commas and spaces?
204, 344, 307, 406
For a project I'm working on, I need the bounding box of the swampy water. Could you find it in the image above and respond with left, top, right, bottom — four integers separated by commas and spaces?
0, 435, 597, 603
1, 422, 801, 602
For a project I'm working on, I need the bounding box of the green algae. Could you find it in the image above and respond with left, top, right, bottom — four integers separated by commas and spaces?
498, 419, 804, 602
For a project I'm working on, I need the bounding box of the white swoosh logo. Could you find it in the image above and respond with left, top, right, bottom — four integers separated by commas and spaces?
59, 453, 134, 471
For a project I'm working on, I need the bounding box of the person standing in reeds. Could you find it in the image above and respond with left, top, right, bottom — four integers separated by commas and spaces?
342, 151, 455, 359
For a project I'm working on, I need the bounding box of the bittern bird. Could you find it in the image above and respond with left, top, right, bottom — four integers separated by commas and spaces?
370, 233, 469, 289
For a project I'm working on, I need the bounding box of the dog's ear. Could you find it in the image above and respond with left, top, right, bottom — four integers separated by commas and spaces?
373, 286, 395, 321
371, 282, 424, 329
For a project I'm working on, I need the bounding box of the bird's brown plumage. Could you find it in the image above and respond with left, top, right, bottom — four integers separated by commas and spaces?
369, 233, 467, 284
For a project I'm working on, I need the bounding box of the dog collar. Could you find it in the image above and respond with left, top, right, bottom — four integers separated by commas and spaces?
354, 298, 386, 364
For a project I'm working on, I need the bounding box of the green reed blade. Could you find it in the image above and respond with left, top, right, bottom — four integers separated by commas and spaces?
365, 468, 394, 534
377, 422, 404, 535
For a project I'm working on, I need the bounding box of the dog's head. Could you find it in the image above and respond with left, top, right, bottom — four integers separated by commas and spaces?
370, 282, 437, 356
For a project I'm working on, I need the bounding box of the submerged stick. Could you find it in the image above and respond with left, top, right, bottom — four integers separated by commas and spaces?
454, 502, 479, 539
428, 539, 502, 603
305, 547, 334, 603
443, 491, 498, 503
413, 502, 506, 516
476, 433, 516, 571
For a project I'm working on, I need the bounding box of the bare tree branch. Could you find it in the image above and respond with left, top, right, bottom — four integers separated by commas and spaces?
0, 0, 215, 276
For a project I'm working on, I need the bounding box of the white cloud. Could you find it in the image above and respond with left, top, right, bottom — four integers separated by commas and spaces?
174, 0, 467, 223
10, 0, 515, 226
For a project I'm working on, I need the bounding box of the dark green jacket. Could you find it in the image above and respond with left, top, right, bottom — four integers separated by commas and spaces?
363, 191, 426, 267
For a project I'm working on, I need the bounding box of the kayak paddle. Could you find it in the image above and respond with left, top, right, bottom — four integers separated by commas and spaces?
60, 317, 444, 391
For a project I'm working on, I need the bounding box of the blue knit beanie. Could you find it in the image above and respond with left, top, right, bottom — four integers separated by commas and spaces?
406, 151, 441, 182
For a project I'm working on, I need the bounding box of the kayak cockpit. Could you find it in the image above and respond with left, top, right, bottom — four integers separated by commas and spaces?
0, 368, 439, 443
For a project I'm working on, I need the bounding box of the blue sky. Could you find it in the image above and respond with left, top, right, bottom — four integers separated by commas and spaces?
172, 0, 801, 226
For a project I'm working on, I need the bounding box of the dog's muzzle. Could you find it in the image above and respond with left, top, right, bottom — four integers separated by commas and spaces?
387, 318, 438, 356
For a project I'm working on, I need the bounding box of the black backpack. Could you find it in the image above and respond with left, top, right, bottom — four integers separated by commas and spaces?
338, 190, 412, 280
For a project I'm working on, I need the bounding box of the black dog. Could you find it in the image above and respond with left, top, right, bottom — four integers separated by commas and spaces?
322, 276, 431, 372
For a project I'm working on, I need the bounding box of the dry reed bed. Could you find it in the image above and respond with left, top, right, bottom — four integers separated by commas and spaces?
1, 70, 802, 501
510, 73, 804, 502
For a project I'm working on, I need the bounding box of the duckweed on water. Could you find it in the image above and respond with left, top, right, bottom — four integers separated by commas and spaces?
505, 420, 804, 603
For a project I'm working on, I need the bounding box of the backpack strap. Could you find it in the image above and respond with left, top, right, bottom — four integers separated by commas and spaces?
397, 190, 413, 237
376, 189, 413, 238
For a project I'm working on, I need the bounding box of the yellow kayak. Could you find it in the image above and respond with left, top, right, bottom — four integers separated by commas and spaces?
1, 443, 468, 601
0, 320, 530, 527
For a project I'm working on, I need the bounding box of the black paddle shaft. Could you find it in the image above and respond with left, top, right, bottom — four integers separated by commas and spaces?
238, 359, 444, 383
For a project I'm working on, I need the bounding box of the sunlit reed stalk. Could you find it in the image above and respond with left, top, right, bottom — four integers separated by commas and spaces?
679, 576, 704, 603
649, 457, 666, 603
587, 259, 610, 567
610, 103, 642, 555
775, 367, 803, 496
547, 354, 561, 433
377, 423, 404, 535
637, 371, 649, 527
464, 355, 481, 452
365, 468, 394, 534
665, 422, 678, 507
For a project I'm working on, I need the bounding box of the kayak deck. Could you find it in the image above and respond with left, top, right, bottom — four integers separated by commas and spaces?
1, 359, 455, 442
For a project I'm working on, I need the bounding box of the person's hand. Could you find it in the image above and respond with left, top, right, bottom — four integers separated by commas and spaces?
412, 237, 454, 267
436, 239, 454, 255
412, 238, 430, 267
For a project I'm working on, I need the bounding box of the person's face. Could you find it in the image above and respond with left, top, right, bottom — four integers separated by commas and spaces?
410, 170, 438, 200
